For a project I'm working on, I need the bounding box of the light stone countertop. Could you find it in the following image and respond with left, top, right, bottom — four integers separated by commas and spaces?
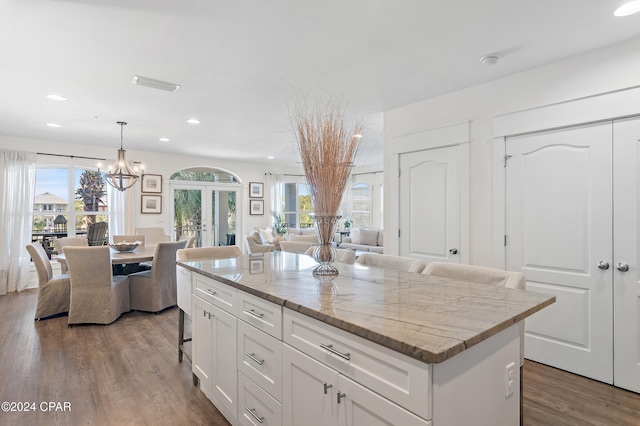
178, 251, 555, 364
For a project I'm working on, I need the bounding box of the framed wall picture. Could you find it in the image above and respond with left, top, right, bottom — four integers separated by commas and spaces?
142, 174, 163, 193
250, 199, 264, 215
141, 195, 162, 214
249, 182, 264, 198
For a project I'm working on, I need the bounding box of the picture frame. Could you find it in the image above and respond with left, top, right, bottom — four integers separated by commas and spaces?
249, 182, 264, 198
249, 258, 264, 274
142, 174, 163, 193
250, 199, 264, 215
141, 195, 162, 214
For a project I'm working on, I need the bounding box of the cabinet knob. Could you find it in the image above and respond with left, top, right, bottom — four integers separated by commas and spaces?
616, 262, 630, 272
449, 248, 458, 255
597, 261, 610, 270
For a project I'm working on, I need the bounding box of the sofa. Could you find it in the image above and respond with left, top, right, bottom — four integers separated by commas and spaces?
339, 228, 384, 253
245, 228, 276, 253
279, 228, 318, 254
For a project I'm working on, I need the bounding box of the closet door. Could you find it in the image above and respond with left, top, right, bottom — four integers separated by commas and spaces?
613, 117, 640, 393
505, 122, 614, 383
399, 145, 461, 264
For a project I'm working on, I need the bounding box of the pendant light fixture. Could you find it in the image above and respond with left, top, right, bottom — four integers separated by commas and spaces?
105, 121, 139, 191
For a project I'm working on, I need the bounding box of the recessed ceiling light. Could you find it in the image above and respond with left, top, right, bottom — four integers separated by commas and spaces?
480, 54, 500, 65
187, 118, 200, 124
46, 123, 62, 128
132, 75, 180, 92
614, 1, 640, 16
353, 134, 363, 138
267, 156, 275, 159
46, 94, 67, 101
159, 137, 170, 142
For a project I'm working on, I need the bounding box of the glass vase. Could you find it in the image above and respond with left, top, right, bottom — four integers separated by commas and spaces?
312, 214, 341, 277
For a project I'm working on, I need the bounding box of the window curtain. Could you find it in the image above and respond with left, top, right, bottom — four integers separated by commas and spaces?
0, 150, 36, 295
107, 184, 133, 238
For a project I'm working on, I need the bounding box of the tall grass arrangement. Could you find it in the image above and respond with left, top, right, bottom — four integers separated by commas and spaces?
291, 94, 365, 276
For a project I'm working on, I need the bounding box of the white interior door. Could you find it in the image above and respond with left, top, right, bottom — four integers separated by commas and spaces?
505, 122, 614, 383
613, 117, 640, 393
399, 145, 461, 264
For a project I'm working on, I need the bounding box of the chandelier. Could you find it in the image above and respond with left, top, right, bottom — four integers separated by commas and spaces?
105, 121, 139, 191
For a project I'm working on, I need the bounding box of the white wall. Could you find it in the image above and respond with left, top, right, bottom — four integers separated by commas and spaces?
0, 135, 305, 250
384, 37, 640, 265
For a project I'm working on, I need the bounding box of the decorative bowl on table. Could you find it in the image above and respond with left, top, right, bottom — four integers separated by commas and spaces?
109, 241, 141, 253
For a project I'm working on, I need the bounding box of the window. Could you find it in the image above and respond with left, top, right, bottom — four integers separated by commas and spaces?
33, 167, 109, 236
281, 182, 313, 228
351, 182, 371, 228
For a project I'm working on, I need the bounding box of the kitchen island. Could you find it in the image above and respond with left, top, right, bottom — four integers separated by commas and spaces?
177, 252, 554, 425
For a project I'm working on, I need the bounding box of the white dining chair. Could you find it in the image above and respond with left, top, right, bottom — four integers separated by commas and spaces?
53, 236, 88, 274
26, 242, 71, 320
355, 253, 426, 273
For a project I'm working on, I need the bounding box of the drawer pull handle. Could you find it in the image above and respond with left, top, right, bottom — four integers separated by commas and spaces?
337, 391, 346, 404
245, 407, 264, 423
244, 308, 264, 319
245, 352, 265, 366
323, 382, 333, 394
320, 343, 351, 360
204, 288, 217, 296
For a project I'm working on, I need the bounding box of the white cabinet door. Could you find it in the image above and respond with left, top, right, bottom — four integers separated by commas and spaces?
192, 294, 213, 395
211, 304, 238, 418
282, 344, 338, 426
613, 118, 640, 393
505, 122, 614, 383
337, 375, 430, 426
399, 145, 461, 264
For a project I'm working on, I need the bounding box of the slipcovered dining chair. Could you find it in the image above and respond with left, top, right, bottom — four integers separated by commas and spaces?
176, 245, 241, 261
134, 227, 171, 246
178, 234, 196, 249
303, 247, 356, 265
86, 221, 108, 246
52, 237, 88, 274
355, 253, 426, 273
128, 240, 187, 313
112, 234, 146, 246
64, 246, 131, 325
26, 242, 71, 320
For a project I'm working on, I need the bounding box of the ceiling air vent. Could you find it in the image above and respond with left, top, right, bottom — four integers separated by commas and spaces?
132, 75, 180, 92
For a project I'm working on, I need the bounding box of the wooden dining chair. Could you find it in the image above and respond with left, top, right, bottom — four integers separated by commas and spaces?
53, 237, 88, 274
63, 246, 130, 325
26, 242, 71, 320
128, 240, 187, 313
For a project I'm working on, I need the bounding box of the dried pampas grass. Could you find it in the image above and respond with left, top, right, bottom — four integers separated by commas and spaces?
291, 95, 365, 216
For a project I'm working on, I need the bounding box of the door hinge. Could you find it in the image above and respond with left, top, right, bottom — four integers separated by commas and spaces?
503, 154, 512, 167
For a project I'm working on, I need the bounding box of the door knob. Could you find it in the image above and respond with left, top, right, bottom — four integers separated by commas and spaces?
597, 261, 610, 270
449, 248, 458, 255
616, 262, 630, 272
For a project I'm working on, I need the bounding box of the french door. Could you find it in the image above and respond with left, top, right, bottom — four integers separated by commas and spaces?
505, 118, 640, 392
171, 182, 240, 247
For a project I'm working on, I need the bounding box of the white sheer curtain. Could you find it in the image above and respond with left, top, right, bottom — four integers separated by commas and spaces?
0, 150, 36, 294
107, 184, 133, 239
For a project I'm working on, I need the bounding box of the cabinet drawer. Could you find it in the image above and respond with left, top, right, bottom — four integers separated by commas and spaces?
238, 320, 283, 401
238, 372, 282, 426
283, 309, 432, 420
193, 274, 237, 315
237, 291, 282, 340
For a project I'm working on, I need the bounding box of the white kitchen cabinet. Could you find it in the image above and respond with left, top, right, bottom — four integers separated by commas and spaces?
238, 371, 282, 426
191, 293, 238, 422
282, 344, 430, 426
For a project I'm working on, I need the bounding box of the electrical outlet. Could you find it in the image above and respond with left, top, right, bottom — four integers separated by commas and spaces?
504, 362, 516, 398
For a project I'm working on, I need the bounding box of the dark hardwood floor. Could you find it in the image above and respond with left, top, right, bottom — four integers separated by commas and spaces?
1, 289, 639, 425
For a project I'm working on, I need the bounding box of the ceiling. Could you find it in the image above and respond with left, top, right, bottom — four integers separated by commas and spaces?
2, 0, 640, 168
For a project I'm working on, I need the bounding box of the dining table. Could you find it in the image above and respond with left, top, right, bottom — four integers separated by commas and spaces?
56, 245, 157, 274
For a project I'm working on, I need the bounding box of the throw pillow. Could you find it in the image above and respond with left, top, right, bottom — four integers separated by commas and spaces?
359, 229, 378, 246
290, 233, 318, 243
259, 227, 275, 244
350, 228, 361, 244
249, 229, 263, 245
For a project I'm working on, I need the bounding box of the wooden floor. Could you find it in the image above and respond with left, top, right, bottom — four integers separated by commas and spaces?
1, 290, 639, 425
